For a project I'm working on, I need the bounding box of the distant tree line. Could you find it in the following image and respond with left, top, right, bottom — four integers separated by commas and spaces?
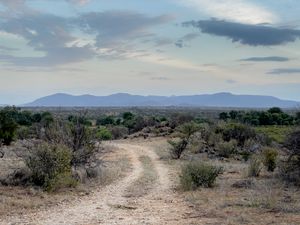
219, 107, 299, 126
0, 106, 54, 145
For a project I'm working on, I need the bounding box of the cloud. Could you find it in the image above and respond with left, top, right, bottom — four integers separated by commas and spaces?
0, 46, 95, 67
0, 5, 174, 66
0, 12, 95, 66
174, 40, 184, 48
268, 68, 300, 75
0, 0, 26, 10
175, 32, 199, 48
0, 45, 17, 51
175, 0, 276, 24
183, 19, 300, 46
181, 32, 200, 41
226, 79, 237, 84
153, 37, 173, 47
66, 0, 90, 5
241, 56, 290, 62
77, 11, 174, 48
150, 76, 170, 81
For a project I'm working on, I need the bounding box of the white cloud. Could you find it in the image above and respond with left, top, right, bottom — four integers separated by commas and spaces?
66, 0, 90, 6
176, 0, 277, 24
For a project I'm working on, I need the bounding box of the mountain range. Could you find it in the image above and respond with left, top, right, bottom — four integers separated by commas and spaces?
23, 93, 300, 108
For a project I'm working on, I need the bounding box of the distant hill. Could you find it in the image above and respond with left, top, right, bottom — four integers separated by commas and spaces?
23, 92, 300, 108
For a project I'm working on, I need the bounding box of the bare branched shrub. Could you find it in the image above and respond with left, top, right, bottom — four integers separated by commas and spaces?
43, 115, 99, 167
168, 139, 188, 159
108, 125, 128, 139
280, 130, 300, 185
169, 122, 200, 159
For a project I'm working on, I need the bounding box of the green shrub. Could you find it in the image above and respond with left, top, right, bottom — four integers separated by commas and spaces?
96, 127, 112, 140
215, 139, 238, 158
248, 156, 263, 177
240, 151, 253, 161
218, 123, 256, 146
26, 143, 76, 191
96, 116, 115, 126
262, 147, 278, 172
0, 107, 18, 145
46, 172, 77, 192
180, 161, 223, 190
255, 126, 292, 144
16, 126, 32, 140
207, 132, 222, 147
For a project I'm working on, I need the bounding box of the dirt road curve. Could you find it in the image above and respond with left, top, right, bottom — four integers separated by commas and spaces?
1, 141, 200, 225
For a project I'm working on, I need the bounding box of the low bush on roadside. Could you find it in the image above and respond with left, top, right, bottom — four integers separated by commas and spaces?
215, 139, 238, 158
180, 161, 223, 190
96, 127, 112, 140
108, 125, 128, 139
26, 143, 77, 191
262, 147, 278, 172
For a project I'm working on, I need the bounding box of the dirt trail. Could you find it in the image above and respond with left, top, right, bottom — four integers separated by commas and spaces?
1, 140, 200, 225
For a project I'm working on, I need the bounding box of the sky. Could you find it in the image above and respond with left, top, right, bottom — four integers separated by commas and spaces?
0, 0, 300, 104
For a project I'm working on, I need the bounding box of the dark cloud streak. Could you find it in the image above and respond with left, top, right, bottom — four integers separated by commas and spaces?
241, 56, 290, 62
268, 68, 300, 75
183, 19, 300, 46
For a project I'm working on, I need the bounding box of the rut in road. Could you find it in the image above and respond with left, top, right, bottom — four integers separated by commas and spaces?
1, 141, 201, 225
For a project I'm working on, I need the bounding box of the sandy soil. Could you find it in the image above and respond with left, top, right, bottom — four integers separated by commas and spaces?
1, 140, 200, 225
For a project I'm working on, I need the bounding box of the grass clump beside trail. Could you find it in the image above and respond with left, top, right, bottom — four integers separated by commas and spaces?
262, 147, 278, 172
125, 155, 157, 197
248, 156, 263, 177
180, 161, 223, 190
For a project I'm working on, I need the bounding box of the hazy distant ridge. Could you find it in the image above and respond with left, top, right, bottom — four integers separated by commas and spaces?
24, 92, 299, 108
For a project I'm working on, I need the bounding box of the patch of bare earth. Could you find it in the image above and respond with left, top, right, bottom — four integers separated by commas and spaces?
0, 139, 200, 225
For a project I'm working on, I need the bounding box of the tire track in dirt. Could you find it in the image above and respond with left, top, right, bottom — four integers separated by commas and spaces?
1, 140, 201, 225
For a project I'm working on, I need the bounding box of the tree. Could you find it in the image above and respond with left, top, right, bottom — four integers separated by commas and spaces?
96, 127, 112, 140
96, 116, 115, 126
0, 107, 18, 145
268, 107, 283, 114
169, 122, 200, 159
296, 112, 300, 120
229, 110, 238, 120
122, 112, 134, 121
219, 112, 229, 121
